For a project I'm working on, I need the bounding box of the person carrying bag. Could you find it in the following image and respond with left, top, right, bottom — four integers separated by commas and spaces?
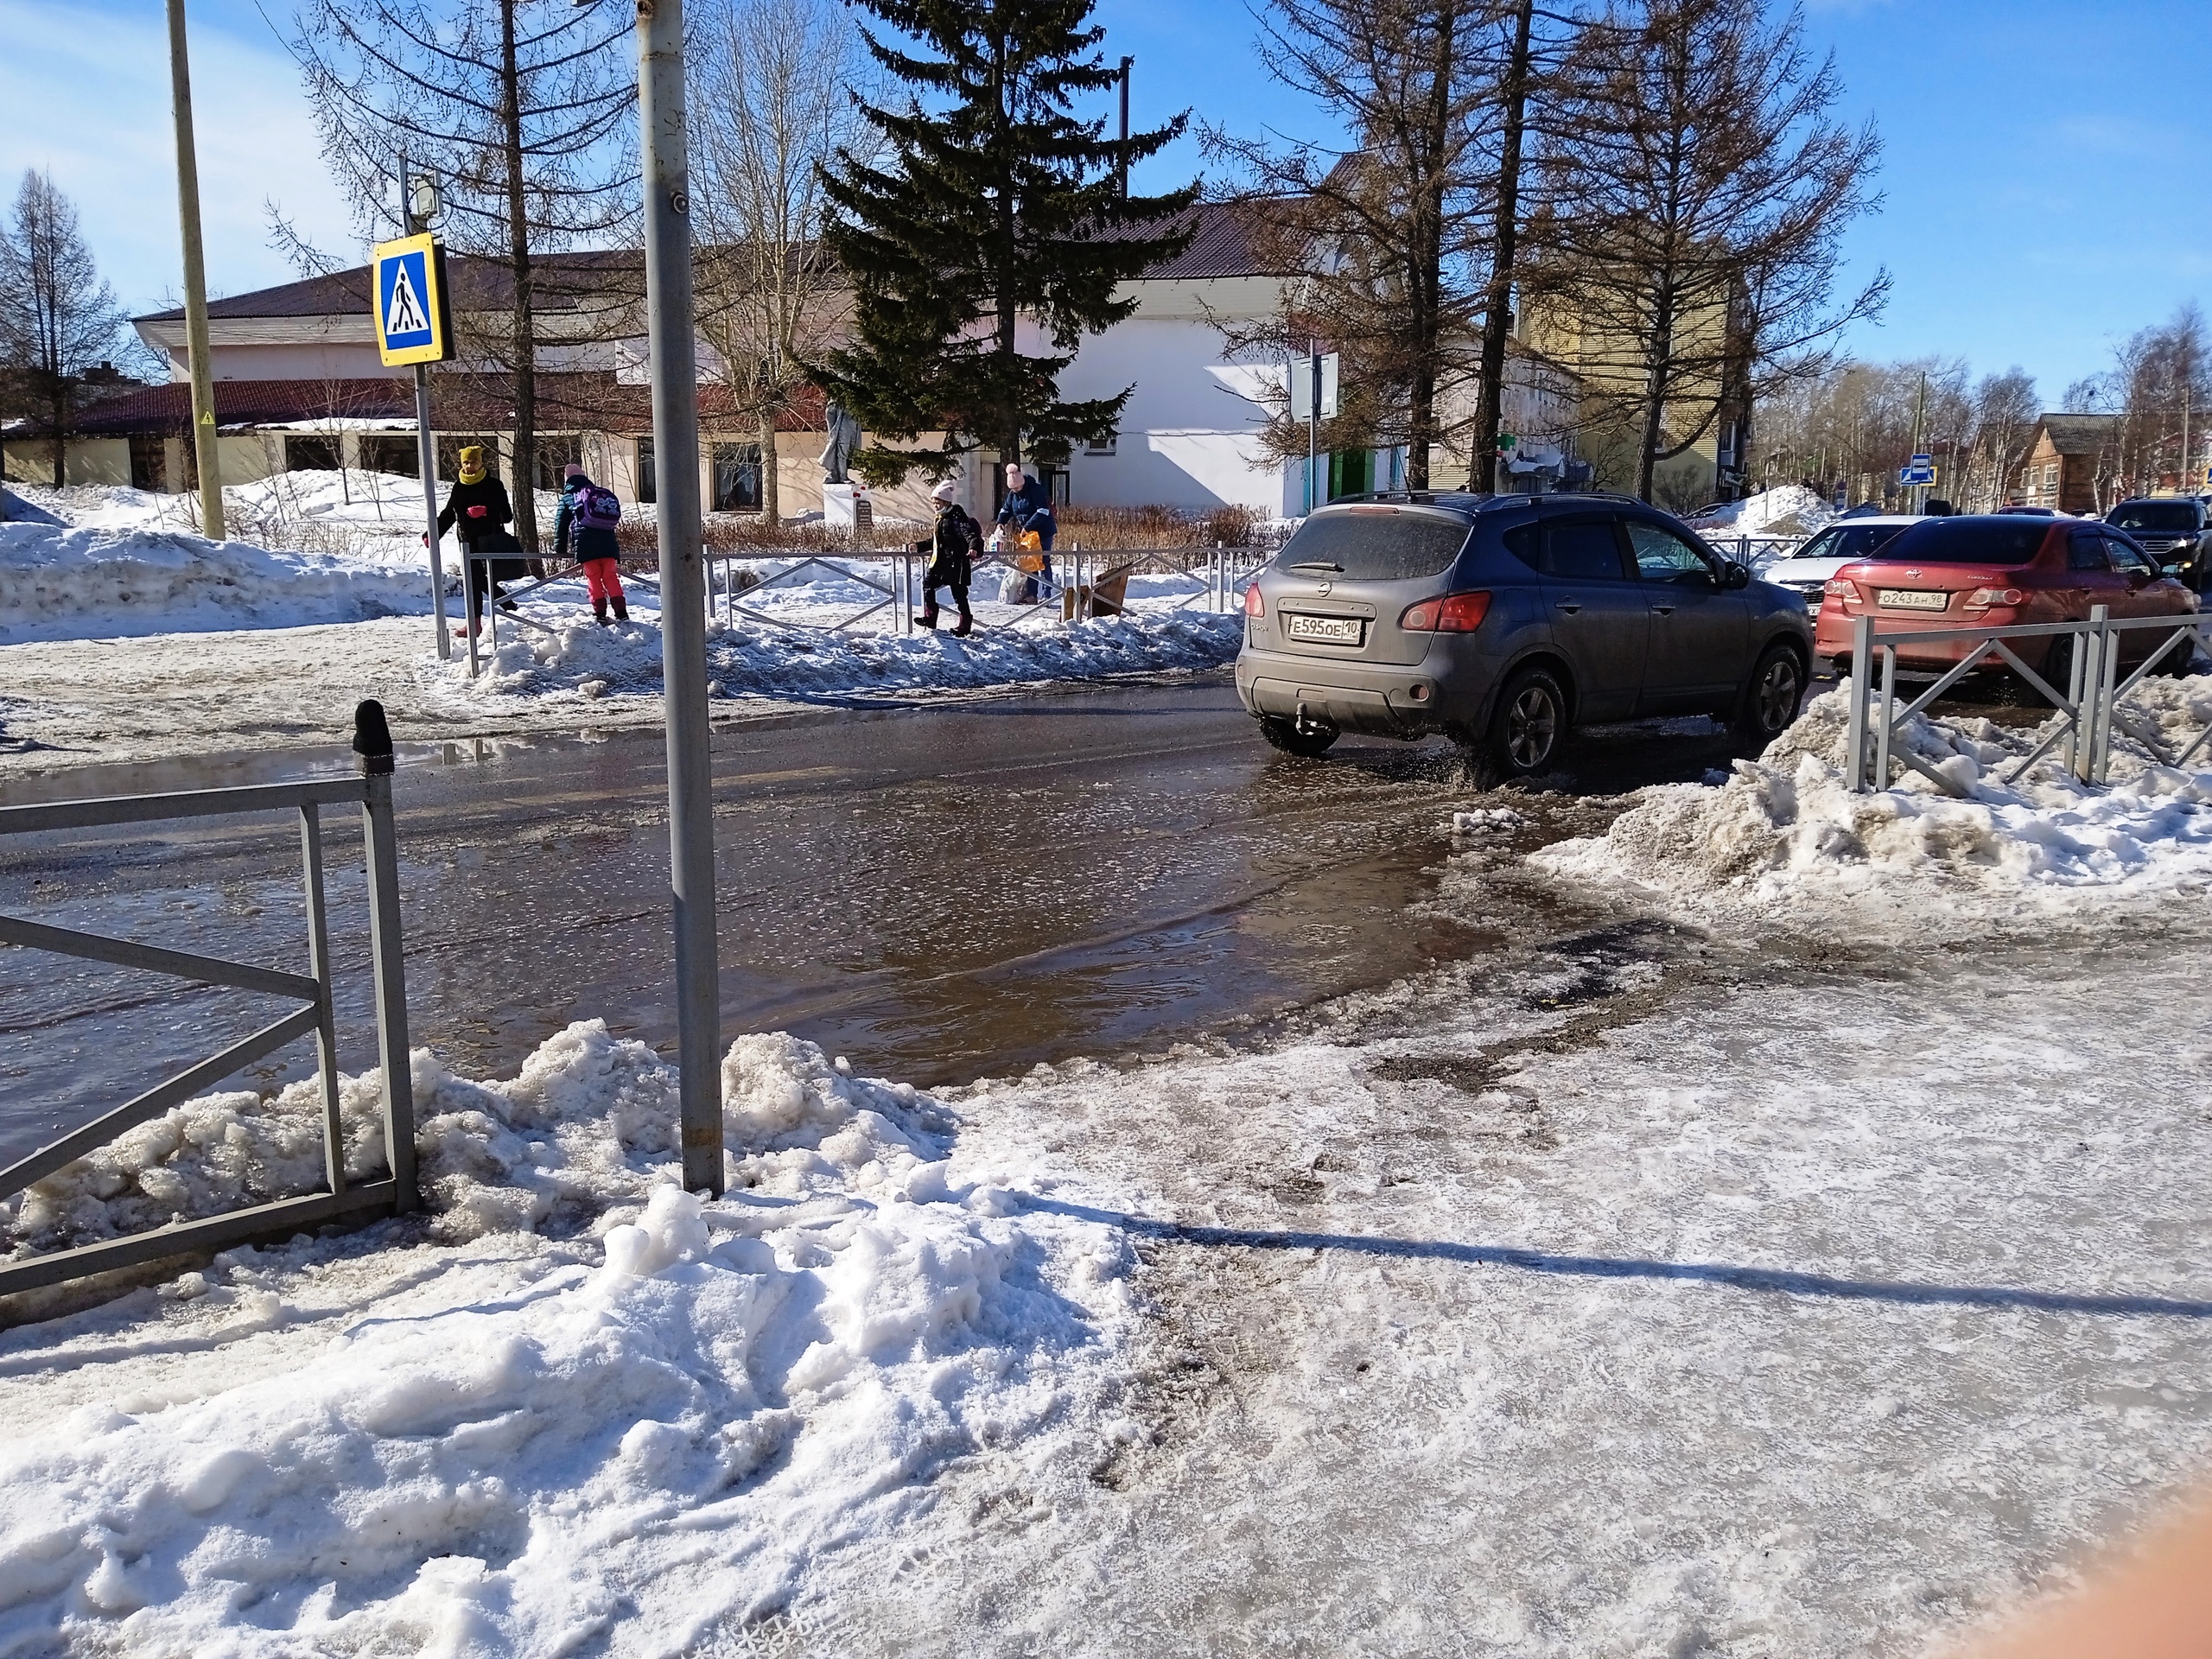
433, 444, 527, 638
915, 480, 981, 635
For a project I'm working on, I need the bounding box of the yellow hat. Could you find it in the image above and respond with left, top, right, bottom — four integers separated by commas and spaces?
458, 445, 486, 484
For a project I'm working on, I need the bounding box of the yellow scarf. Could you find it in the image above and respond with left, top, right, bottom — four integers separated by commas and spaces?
457, 445, 486, 485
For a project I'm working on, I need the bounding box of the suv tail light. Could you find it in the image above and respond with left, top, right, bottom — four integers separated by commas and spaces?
1823, 578, 1861, 601
1967, 587, 2025, 607
1243, 583, 1265, 618
1400, 591, 1492, 632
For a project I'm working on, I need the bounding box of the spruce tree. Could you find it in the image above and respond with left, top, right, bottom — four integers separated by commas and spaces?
820, 0, 1198, 481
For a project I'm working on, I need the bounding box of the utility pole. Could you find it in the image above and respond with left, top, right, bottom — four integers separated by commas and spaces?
1910, 371, 1928, 513
1307, 338, 1321, 513
1116, 57, 1132, 200
397, 156, 451, 658
637, 0, 722, 1195
164, 0, 223, 540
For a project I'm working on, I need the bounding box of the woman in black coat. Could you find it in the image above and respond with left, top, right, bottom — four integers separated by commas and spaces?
435, 445, 528, 635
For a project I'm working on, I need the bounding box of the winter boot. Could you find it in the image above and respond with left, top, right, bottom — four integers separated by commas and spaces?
952, 610, 974, 638
613, 596, 628, 622
918, 607, 940, 630
593, 598, 609, 626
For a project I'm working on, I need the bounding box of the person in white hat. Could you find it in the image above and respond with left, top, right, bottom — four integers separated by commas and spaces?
915, 479, 982, 634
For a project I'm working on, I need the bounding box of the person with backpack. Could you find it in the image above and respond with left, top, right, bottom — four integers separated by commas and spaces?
433, 443, 526, 638
915, 479, 981, 634
554, 463, 628, 625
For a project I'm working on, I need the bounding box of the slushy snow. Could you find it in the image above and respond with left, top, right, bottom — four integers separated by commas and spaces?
0, 1023, 1130, 1655
1531, 677, 2212, 917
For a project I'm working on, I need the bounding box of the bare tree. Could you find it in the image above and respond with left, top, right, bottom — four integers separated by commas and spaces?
1535, 0, 1885, 502
690, 0, 876, 524
282, 0, 638, 552
1205, 0, 1559, 489
0, 170, 129, 488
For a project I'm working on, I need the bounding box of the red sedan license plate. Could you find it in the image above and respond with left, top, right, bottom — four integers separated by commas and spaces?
1287, 613, 1364, 645
1878, 588, 1948, 612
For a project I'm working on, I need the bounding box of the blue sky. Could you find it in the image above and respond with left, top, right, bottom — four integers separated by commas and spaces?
4, 0, 2207, 403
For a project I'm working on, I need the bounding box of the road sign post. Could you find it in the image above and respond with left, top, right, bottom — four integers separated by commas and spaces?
636, 0, 723, 1196
372, 212, 454, 658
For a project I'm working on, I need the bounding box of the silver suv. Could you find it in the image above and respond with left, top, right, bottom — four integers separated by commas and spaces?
1235, 493, 1815, 780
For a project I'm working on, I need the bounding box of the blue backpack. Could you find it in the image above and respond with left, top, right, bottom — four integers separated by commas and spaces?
579, 484, 622, 531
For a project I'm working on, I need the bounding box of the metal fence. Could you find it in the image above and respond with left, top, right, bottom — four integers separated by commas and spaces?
1844, 606, 2212, 795
0, 701, 417, 1297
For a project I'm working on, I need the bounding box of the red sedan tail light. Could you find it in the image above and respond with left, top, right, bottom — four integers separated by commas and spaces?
1967, 587, 2025, 607
1823, 578, 1860, 601
1400, 591, 1492, 632
1243, 583, 1265, 618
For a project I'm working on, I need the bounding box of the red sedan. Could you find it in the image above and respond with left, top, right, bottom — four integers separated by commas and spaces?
1815, 514, 2197, 681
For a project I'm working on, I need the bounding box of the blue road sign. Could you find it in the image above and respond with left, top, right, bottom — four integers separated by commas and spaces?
372, 232, 448, 366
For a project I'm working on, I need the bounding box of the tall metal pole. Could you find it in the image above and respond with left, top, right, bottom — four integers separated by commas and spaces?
1308, 337, 1320, 512
1117, 57, 1132, 200
164, 0, 224, 540
638, 0, 722, 1195
397, 155, 451, 659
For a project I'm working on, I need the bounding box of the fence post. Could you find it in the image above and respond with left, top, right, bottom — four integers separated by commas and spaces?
2092, 603, 2118, 784
1846, 612, 1875, 791
297, 802, 346, 1196
464, 556, 480, 679
2064, 620, 2088, 779
353, 700, 416, 1212
1873, 644, 1898, 791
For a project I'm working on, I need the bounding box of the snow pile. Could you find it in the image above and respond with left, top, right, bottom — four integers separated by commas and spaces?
0, 521, 431, 644
1694, 484, 1836, 538
1531, 680, 2212, 912
440, 608, 1243, 702
0, 1023, 1129, 1653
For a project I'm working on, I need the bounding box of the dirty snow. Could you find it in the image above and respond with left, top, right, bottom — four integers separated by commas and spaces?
0, 1023, 1131, 1655
1694, 483, 1837, 538
1531, 679, 2212, 922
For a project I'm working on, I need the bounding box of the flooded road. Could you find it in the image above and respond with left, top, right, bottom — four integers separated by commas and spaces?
0, 673, 1747, 1166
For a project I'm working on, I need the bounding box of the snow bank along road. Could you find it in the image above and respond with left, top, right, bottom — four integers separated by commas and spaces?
6, 674, 2212, 1653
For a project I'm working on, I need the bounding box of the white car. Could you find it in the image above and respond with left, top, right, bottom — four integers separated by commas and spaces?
1762, 516, 1926, 609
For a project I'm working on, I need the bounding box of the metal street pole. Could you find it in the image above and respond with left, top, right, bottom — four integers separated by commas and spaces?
638, 0, 722, 1194
164, 0, 224, 540
397, 155, 451, 658
1116, 57, 1132, 200
1308, 337, 1320, 513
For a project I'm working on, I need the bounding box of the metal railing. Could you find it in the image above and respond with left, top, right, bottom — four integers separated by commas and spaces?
1844, 606, 2212, 795
0, 701, 417, 1297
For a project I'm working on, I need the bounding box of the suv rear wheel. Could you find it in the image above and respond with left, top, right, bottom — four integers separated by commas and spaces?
1258, 715, 1338, 758
1465, 666, 1566, 785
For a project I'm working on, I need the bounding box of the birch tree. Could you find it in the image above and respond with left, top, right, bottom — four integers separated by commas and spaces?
0, 170, 128, 488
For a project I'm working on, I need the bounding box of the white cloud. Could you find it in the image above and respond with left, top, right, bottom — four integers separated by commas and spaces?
0, 0, 361, 318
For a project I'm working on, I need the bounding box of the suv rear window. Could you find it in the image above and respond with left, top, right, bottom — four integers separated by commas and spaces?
1274, 511, 1470, 581
2108, 501, 2201, 533
1872, 518, 2052, 565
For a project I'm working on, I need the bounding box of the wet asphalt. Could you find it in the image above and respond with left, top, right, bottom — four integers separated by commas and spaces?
0, 671, 1758, 1168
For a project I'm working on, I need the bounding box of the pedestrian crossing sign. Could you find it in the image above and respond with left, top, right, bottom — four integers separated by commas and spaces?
371, 232, 449, 366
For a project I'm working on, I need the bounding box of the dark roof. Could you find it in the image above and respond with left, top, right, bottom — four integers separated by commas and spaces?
137, 250, 643, 325
134, 206, 1281, 329
2035, 412, 2119, 454
50, 373, 824, 437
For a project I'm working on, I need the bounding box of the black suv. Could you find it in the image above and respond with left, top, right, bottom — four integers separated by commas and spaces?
2106, 498, 2212, 591
1235, 492, 1815, 780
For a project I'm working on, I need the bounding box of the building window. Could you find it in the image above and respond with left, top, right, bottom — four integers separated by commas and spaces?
2044, 463, 2058, 487
636, 436, 656, 505
127, 434, 168, 493
535, 435, 582, 493
712, 442, 762, 512
361, 435, 418, 478
283, 435, 340, 474
1085, 432, 1117, 456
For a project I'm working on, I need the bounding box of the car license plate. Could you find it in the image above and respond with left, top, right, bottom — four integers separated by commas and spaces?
1287, 613, 1364, 645
1878, 588, 1948, 612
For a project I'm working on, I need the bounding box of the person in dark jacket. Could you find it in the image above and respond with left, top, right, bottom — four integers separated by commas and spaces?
917, 480, 981, 634
997, 461, 1057, 601
553, 463, 628, 624
435, 444, 526, 636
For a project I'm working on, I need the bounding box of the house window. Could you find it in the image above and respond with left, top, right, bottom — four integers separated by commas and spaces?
712, 442, 762, 512
636, 436, 656, 505
284, 435, 340, 474
127, 434, 168, 493
1085, 432, 1117, 456
361, 436, 418, 478
535, 435, 582, 493
2044, 463, 2058, 487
